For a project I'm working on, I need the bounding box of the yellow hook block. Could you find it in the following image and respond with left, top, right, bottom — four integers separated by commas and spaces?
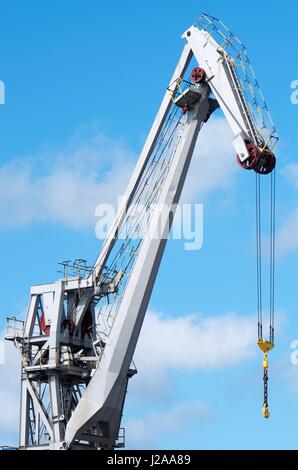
258, 340, 274, 419
258, 339, 274, 354
258, 340, 274, 369
263, 353, 269, 369
262, 404, 270, 419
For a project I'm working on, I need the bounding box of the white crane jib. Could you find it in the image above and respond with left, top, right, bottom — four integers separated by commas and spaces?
6, 13, 278, 450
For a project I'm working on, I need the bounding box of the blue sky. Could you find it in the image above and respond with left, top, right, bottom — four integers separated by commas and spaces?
0, 0, 298, 450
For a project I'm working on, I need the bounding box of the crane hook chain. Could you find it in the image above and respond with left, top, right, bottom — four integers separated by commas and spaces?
258, 339, 274, 419
263, 367, 269, 418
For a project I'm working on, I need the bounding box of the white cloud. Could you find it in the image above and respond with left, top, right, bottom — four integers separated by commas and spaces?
0, 117, 235, 230
274, 163, 298, 257
0, 337, 20, 446
284, 362, 298, 395
282, 163, 298, 189
181, 116, 235, 202
125, 401, 212, 449
131, 310, 256, 402
275, 208, 298, 258
0, 309, 277, 447
0, 132, 135, 229
125, 309, 284, 449
136, 310, 256, 368
0, 339, 4, 364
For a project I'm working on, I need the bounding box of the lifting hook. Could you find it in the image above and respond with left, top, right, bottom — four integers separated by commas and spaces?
258, 339, 274, 419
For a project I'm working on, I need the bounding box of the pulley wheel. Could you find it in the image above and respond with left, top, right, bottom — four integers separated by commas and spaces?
190, 67, 206, 84
254, 149, 276, 175
237, 143, 260, 170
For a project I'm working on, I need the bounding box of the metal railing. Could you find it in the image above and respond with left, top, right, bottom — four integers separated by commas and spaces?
58, 259, 93, 280
115, 427, 125, 448
5, 317, 24, 340
195, 13, 279, 151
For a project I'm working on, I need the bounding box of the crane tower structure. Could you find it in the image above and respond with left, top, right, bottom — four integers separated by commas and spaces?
5, 13, 278, 449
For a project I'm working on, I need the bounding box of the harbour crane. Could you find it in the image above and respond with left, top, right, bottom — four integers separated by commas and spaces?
5, 13, 278, 449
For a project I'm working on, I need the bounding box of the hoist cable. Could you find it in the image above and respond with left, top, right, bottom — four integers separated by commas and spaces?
256, 162, 276, 419
256, 172, 262, 340
269, 169, 276, 344
256, 168, 276, 341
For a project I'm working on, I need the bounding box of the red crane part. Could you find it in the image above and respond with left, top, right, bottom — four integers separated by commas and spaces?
237, 143, 261, 170
190, 67, 206, 84
254, 149, 276, 175
39, 311, 51, 335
